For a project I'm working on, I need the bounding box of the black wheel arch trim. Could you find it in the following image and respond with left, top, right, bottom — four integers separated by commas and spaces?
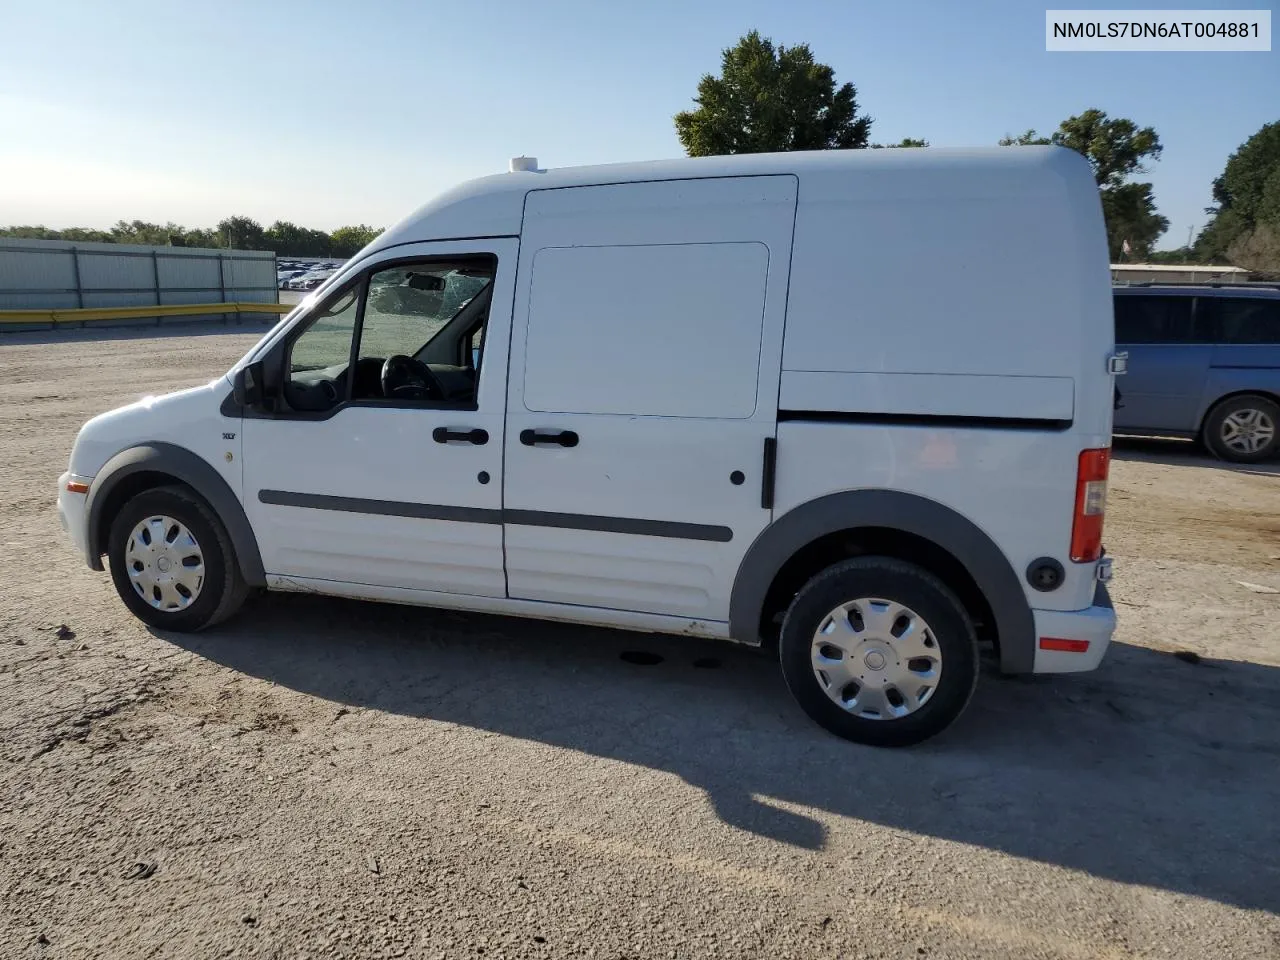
84, 442, 266, 586
729, 489, 1037, 674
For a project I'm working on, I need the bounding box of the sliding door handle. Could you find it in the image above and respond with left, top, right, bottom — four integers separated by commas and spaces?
433, 427, 489, 445
520, 429, 579, 448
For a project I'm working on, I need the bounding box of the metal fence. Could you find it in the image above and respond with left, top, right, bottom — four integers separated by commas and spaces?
0, 237, 278, 321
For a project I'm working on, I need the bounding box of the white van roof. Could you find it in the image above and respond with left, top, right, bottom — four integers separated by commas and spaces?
373, 146, 1082, 250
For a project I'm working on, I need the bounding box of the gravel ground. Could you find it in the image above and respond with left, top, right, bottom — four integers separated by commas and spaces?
2, 324, 1278, 959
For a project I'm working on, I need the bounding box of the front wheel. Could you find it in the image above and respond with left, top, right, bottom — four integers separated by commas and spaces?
1202, 394, 1280, 464
779, 557, 979, 747
107, 485, 248, 632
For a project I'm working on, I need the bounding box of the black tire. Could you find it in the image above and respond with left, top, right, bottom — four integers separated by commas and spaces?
778, 557, 978, 747
107, 485, 249, 632
1201, 394, 1280, 464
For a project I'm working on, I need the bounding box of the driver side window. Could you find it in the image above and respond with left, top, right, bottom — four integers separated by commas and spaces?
280, 257, 495, 415
353, 260, 494, 408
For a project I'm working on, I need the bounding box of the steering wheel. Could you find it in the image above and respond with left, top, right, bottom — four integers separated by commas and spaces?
380, 355, 445, 401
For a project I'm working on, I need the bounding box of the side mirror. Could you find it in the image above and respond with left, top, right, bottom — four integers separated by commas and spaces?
233, 360, 266, 408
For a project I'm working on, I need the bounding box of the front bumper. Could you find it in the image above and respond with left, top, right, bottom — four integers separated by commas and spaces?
1031, 582, 1116, 673
57, 471, 92, 565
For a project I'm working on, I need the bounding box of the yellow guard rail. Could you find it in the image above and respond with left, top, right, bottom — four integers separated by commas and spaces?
0, 302, 293, 325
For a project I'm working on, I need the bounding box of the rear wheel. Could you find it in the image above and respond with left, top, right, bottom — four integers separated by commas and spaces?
778, 557, 978, 747
107, 485, 248, 632
1202, 394, 1280, 463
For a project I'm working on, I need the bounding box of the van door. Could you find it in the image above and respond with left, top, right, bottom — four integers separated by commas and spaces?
242, 239, 516, 597
1113, 293, 1210, 433
501, 177, 795, 621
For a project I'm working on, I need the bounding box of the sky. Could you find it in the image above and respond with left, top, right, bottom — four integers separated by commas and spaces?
1, 0, 1275, 249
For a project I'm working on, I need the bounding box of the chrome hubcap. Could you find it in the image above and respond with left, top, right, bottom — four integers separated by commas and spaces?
810, 598, 942, 719
1221, 408, 1275, 455
125, 515, 205, 611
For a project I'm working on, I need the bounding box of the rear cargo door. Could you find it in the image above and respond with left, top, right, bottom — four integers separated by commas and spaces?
501, 176, 796, 622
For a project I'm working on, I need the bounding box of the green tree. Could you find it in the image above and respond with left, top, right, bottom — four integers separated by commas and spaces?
1226, 223, 1280, 278
216, 215, 267, 250
329, 224, 382, 257
1195, 121, 1280, 268
1000, 109, 1167, 259
265, 221, 333, 257
870, 137, 929, 149
1000, 110, 1162, 187
109, 220, 190, 245
3, 217, 390, 254
674, 31, 872, 156
57, 227, 114, 243
998, 130, 1051, 147
183, 228, 220, 249
1101, 183, 1168, 262
0, 225, 115, 242
0, 225, 64, 240
1145, 247, 1194, 265
1052, 110, 1162, 190
264, 220, 304, 252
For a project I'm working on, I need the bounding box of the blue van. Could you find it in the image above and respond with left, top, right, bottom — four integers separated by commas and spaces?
1113, 284, 1280, 463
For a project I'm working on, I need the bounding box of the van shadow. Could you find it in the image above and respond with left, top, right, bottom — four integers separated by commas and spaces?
1112, 435, 1280, 476
160, 593, 1280, 914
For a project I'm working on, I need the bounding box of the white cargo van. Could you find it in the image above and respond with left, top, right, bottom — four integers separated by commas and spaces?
58, 147, 1118, 746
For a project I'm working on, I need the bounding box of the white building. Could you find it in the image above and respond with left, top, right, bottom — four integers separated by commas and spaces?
1110, 263, 1250, 284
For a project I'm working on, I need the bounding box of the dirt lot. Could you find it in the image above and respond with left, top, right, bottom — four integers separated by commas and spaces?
2, 324, 1278, 959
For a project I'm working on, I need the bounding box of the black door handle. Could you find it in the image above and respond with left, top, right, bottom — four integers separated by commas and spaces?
520, 428, 579, 448
433, 427, 489, 445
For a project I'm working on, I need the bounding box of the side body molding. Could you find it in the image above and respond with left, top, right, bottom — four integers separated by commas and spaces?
83, 442, 266, 586
728, 489, 1037, 673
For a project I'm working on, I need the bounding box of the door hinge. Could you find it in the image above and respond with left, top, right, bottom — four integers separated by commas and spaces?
1107, 352, 1128, 375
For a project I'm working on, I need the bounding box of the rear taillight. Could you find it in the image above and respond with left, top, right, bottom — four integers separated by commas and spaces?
1070, 448, 1110, 563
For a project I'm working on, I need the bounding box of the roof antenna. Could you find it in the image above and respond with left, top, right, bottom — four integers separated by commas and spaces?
509, 156, 541, 173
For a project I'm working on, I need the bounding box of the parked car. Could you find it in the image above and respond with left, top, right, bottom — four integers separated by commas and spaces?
57, 147, 1117, 747
284, 272, 331, 291
1113, 283, 1280, 462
